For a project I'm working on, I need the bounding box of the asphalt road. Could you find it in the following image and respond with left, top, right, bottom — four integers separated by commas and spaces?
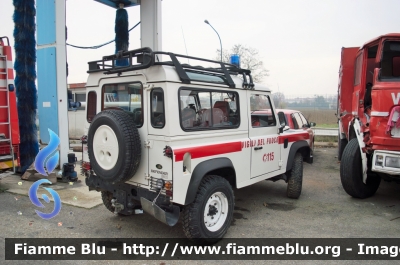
1, 147, 400, 265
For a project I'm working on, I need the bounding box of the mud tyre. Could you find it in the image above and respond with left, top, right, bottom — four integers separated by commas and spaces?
307, 139, 314, 164
287, 152, 303, 199
340, 138, 380, 198
88, 109, 141, 183
182, 175, 234, 244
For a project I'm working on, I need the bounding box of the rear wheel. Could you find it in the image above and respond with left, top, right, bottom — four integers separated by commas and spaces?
182, 175, 234, 244
340, 138, 381, 198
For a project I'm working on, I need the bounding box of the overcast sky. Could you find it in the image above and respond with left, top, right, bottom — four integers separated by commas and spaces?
2, 0, 400, 96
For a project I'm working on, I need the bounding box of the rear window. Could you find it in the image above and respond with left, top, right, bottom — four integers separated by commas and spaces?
102, 83, 143, 127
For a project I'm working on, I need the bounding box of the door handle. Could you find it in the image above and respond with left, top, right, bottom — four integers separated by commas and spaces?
254, 146, 263, 150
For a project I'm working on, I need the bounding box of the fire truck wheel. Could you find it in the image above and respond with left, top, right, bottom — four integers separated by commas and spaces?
287, 152, 303, 199
101, 191, 129, 216
88, 109, 141, 183
182, 175, 234, 244
340, 138, 381, 198
338, 135, 348, 161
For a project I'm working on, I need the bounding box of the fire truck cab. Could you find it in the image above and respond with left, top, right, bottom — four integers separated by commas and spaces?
338, 33, 400, 198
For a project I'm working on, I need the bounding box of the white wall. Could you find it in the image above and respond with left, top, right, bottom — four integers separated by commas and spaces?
68, 110, 86, 139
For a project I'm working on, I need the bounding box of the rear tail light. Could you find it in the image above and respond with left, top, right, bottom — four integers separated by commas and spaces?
163, 146, 173, 158
81, 135, 88, 144
81, 161, 91, 175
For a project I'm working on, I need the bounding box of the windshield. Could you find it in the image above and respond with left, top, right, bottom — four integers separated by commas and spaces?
380, 41, 400, 81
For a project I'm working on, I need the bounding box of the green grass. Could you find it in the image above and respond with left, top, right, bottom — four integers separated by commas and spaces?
314, 123, 338, 128
315, 135, 337, 142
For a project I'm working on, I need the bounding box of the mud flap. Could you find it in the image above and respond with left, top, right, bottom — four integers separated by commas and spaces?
140, 197, 180, 227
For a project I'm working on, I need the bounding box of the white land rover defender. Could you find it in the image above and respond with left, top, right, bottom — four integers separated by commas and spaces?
81, 48, 313, 243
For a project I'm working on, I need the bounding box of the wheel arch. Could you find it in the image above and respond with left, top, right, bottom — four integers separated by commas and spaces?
286, 140, 310, 171
184, 157, 236, 205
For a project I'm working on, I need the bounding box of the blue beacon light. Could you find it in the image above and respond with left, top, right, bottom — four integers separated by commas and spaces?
230, 54, 240, 68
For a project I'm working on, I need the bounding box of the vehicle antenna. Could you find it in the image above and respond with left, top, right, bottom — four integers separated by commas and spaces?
181, 26, 189, 64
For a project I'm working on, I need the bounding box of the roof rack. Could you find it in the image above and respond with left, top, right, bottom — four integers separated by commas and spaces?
87, 47, 254, 89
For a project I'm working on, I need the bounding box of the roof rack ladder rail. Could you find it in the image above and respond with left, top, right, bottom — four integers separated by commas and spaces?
101, 48, 154, 75
168, 53, 191, 84
247, 72, 254, 89
241, 72, 249, 89
219, 62, 236, 88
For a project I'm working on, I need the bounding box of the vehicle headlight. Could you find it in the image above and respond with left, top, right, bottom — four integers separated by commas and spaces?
385, 156, 400, 168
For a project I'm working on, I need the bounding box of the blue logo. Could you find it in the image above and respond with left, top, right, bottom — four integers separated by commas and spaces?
28, 179, 62, 219
34, 129, 60, 176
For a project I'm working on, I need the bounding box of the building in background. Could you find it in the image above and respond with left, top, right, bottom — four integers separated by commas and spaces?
68, 83, 86, 139
68, 82, 86, 111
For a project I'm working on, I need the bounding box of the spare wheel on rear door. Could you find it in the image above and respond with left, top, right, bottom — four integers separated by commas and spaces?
88, 109, 141, 183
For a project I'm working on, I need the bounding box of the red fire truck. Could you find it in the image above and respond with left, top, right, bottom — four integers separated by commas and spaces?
0, 36, 20, 171
338, 33, 400, 198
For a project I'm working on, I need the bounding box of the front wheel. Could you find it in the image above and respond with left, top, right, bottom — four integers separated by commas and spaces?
340, 138, 380, 198
287, 152, 303, 199
182, 175, 234, 244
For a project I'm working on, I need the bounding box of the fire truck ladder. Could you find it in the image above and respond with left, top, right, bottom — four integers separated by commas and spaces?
0, 52, 15, 173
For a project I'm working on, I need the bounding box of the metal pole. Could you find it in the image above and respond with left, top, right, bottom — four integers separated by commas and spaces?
204, 20, 222, 62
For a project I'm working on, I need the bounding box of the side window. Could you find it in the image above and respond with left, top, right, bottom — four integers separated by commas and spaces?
179, 88, 240, 130
291, 114, 299, 129
151, 88, 165, 128
299, 113, 309, 127
86, 91, 97, 122
250, 94, 276, 127
278, 112, 286, 126
102, 83, 143, 127
293, 113, 304, 128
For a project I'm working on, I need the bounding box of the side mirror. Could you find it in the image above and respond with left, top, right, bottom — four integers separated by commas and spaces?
309, 122, 316, 127
279, 124, 284, 134
279, 124, 290, 133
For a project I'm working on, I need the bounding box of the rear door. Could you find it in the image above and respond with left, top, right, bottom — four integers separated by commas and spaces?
99, 77, 150, 186
248, 91, 281, 179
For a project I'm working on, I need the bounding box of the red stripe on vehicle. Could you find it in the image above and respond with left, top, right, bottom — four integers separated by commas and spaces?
278, 132, 310, 144
174, 142, 242, 162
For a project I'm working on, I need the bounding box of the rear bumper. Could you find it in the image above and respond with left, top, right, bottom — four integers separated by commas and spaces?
372, 150, 400, 175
